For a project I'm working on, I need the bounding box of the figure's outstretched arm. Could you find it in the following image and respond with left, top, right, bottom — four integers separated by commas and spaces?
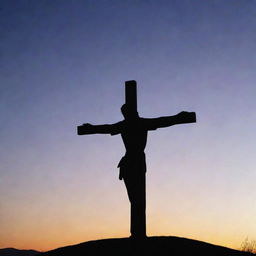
77, 122, 121, 135
145, 111, 196, 130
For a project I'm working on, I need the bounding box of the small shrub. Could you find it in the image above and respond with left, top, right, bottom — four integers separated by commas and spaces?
241, 237, 256, 254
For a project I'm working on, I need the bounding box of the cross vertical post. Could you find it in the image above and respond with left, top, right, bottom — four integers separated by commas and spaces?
125, 80, 137, 112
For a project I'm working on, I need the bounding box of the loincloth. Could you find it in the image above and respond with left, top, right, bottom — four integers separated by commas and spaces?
117, 152, 146, 180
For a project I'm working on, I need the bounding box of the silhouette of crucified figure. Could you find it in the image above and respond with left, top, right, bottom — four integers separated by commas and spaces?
77, 80, 196, 239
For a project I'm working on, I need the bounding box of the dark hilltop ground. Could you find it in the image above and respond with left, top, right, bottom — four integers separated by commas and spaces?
38, 236, 254, 256
0, 248, 40, 256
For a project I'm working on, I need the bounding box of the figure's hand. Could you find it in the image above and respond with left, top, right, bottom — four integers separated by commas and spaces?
176, 111, 196, 123
77, 123, 94, 135
82, 123, 94, 132
177, 111, 189, 117
83, 123, 93, 128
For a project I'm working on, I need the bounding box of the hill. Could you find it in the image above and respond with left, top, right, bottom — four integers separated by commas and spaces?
39, 236, 254, 256
0, 248, 40, 256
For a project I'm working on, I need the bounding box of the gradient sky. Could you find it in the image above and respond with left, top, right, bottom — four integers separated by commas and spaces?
1, 0, 256, 252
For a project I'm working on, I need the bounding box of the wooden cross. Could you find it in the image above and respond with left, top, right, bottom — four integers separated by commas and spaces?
77, 80, 196, 238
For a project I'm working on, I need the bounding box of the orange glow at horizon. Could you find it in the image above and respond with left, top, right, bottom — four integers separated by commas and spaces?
1, 175, 253, 252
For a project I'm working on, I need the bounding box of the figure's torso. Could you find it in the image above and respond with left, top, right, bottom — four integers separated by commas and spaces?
120, 118, 148, 154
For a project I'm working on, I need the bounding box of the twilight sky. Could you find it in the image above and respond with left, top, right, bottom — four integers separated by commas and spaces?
1, 0, 256, 252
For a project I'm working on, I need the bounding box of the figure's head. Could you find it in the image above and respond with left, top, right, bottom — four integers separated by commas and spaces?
121, 104, 139, 120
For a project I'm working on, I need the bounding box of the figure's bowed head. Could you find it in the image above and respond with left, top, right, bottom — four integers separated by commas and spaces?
121, 104, 139, 120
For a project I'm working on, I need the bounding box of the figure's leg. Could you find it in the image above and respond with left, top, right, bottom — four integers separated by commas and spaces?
124, 172, 146, 238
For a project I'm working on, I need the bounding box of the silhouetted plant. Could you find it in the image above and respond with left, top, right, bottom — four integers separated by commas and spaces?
241, 237, 256, 254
